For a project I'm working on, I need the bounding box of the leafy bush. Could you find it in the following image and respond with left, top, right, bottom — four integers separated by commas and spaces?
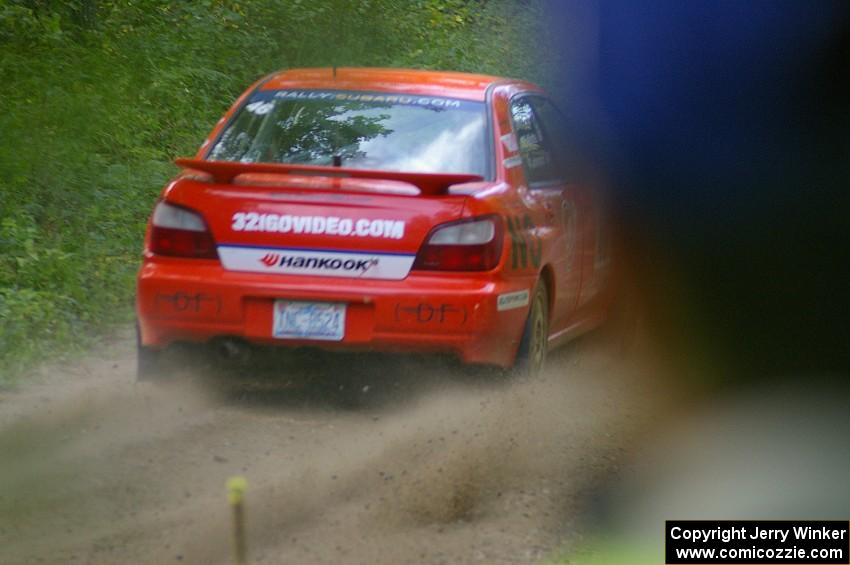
0, 0, 547, 385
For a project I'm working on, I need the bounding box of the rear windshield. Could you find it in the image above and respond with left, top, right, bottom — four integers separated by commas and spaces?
208, 89, 490, 177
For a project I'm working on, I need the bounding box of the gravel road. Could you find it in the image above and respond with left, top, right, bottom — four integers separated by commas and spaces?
0, 327, 663, 564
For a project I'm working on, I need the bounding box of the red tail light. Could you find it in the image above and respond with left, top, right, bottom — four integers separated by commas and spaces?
149, 201, 218, 259
412, 215, 503, 271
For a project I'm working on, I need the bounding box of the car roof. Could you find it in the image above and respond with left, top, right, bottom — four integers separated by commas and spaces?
260, 67, 528, 101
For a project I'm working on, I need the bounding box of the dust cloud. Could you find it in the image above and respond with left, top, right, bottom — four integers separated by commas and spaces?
0, 328, 668, 564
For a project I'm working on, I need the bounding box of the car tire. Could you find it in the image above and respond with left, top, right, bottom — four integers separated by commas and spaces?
511, 282, 549, 378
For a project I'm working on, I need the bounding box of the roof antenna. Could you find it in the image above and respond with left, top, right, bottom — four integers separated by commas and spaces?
332, 65, 337, 79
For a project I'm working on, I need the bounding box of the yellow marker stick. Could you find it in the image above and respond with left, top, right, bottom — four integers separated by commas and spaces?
227, 476, 248, 565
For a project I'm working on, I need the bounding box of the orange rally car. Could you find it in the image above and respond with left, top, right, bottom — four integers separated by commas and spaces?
136, 68, 612, 379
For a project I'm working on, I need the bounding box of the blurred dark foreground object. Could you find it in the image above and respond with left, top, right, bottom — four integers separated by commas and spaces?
550, 0, 850, 384
543, 6, 850, 563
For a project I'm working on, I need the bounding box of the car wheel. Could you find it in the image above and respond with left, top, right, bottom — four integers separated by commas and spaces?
511, 283, 549, 378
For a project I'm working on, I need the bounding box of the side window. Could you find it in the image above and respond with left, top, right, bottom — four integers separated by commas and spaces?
509, 97, 559, 186
530, 96, 586, 183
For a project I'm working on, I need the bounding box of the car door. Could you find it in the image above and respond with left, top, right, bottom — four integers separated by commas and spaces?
509, 95, 583, 335
527, 96, 605, 312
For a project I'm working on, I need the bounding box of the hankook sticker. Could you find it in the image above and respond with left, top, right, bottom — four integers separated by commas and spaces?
218, 245, 414, 280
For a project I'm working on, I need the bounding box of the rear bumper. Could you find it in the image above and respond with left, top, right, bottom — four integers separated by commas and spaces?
136, 258, 534, 367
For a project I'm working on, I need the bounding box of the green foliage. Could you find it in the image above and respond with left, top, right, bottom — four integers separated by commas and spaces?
0, 0, 548, 385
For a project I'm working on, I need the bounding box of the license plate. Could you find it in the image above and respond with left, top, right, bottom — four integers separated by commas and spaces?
272, 300, 346, 341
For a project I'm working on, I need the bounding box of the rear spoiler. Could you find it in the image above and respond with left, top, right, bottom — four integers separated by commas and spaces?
174, 158, 483, 196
